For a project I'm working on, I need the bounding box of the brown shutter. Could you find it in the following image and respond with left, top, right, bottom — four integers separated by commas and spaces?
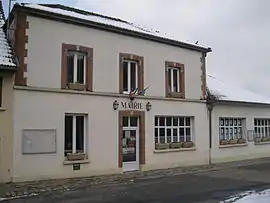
119, 55, 124, 93
61, 44, 68, 89
118, 114, 123, 168
86, 49, 93, 91
138, 57, 144, 92
165, 62, 169, 97
139, 113, 146, 165
180, 65, 185, 99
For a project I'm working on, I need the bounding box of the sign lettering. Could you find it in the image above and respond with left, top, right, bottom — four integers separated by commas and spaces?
120, 101, 143, 110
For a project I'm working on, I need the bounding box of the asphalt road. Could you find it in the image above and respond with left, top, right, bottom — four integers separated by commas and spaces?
3, 163, 270, 203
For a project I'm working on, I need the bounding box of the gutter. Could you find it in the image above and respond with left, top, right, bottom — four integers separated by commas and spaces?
12, 4, 212, 53
215, 100, 270, 108
206, 99, 214, 165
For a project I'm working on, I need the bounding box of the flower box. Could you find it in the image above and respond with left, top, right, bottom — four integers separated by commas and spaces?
170, 142, 182, 149
67, 153, 86, 161
155, 143, 170, 150
261, 137, 270, 142
182, 141, 194, 148
229, 139, 238, 144
237, 138, 246, 144
68, 83, 86, 91
220, 140, 229, 145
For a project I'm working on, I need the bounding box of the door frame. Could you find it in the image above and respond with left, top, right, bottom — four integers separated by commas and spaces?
118, 111, 145, 168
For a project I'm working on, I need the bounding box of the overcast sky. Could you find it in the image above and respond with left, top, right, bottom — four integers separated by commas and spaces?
3, 0, 270, 96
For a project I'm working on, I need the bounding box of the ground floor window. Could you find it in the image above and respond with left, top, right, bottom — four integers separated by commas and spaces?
254, 119, 270, 140
219, 117, 246, 145
154, 116, 194, 149
64, 114, 87, 156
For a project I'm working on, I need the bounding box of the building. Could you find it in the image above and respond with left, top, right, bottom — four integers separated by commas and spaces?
0, 1, 17, 183
6, 3, 212, 182
207, 75, 270, 163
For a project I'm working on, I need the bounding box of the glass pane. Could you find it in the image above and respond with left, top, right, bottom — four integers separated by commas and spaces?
220, 118, 224, 126
229, 119, 233, 126
166, 117, 172, 126
179, 117, 184, 126
225, 119, 229, 126
173, 117, 178, 126
123, 116, 129, 127
67, 53, 74, 83
168, 69, 171, 92
167, 129, 171, 143
159, 128, 165, 143
155, 117, 158, 126
233, 119, 237, 126
173, 69, 178, 92
64, 115, 73, 155
220, 127, 224, 140
159, 117, 165, 126
173, 128, 177, 142
179, 128, 184, 142
130, 62, 136, 91
123, 130, 136, 162
254, 119, 257, 126
77, 54, 84, 84
238, 119, 242, 126
130, 117, 138, 127
123, 61, 128, 92
76, 116, 84, 153
185, 117, 190, 126
155, 128, 158, 143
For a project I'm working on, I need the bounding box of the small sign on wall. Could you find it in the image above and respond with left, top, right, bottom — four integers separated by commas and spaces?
73, 163, 81, 171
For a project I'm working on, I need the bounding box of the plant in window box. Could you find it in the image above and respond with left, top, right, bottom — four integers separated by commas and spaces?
155, 143, 170, 150
220, 140, 229, 145
254, 137, 261, 143
67, 153, 86, 161
261, 137, 270, 142
229, 139, 238, 144
68, 82, 86, 90
182, 141, 194, 148
170, 142, 182, 149
237, 138, 246, 144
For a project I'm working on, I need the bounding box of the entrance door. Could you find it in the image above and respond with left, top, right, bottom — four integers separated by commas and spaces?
122, 116, 139, 172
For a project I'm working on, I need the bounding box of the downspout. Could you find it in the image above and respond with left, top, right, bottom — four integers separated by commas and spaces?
207, 99, 214, 165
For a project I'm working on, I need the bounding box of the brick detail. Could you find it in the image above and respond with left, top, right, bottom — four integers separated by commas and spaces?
200, 53, 206, 100
14, 12, 29, 86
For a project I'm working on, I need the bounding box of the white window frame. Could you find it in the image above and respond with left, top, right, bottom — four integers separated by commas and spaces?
168, 67, 180, 93
219, 117, 244, 141
68, 51, 87, 84
123, 60, 138, 94
65, 114, 87, 155
154, 116, 193, 144
254, 118, 270, 138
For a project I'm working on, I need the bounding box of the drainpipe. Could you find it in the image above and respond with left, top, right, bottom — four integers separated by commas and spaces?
207, 100, 214, 165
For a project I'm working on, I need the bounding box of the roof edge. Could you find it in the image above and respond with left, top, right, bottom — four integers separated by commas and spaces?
214, 99, 270, 107
13, 4, 212, 53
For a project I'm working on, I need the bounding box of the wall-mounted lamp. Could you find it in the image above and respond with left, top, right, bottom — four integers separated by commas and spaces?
113, 100, 119, 110
146, 102, 152, 111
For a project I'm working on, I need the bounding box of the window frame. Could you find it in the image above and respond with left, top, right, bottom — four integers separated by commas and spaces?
254, 118, 270, 138
64, 113, 87, 156
61, 43, 93, 91
154, 116, 193, 145
0, 77, 2, 107
119, 53, 144, 94
219, 117, 244, 141
165, 61, 185, 98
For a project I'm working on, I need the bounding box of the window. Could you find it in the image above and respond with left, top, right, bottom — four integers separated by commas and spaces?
119, 53, 144, 94
165, 61, 185, 98
219, 118, 244, 141
64, 114, 87, 156
254, 119, 270, 138
62, 44, 93, 91
154, 116, 193, 145
0, 77, 2, 107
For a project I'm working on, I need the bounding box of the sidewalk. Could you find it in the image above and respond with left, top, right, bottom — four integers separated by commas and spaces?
1, 157, 270, 200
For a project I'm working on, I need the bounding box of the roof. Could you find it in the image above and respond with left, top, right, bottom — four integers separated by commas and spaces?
207, 75, 270, 105
13, 3, 211, 53
0, 0, 17, 70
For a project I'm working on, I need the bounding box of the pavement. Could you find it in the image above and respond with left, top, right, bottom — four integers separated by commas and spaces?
1, 158, 270, 203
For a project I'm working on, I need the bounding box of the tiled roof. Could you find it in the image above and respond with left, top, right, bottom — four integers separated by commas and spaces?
0, 1, 16, 69
18, 3, 211, 53
207, 75, 270, 105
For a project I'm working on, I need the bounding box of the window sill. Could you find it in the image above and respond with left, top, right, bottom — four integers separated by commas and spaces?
154, 147, 196, 153
67, 83, 86, 91
167, 92, 184, 99
254, 141, 270, 145
219, 143, 248, 148
63, 159, 90, 165
0, 107, 5, 112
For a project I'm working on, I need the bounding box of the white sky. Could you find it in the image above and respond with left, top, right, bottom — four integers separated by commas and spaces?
4, 0, 270, 96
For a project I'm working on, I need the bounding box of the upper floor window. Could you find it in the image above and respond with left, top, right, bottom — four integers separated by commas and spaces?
119, 53, 144, 94
0, 77, 2, 107
254, 119, 270, 138
61, 44, 93, 91
165, 61, 185, 98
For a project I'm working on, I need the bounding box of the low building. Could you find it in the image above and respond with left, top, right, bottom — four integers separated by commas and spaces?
207, 75, 270, 163
7, 3, 212, 182
0, 1, 17, 183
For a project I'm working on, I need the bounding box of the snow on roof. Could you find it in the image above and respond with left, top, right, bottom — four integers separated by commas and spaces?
21, 4, 210, 51
207, 75, 270, 105
0, 2, 16, 68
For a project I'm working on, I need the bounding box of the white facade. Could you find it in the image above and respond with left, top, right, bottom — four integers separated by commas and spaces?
11, 14, 209, 181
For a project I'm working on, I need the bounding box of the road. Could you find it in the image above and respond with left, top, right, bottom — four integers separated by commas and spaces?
3, 162, 270, 203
